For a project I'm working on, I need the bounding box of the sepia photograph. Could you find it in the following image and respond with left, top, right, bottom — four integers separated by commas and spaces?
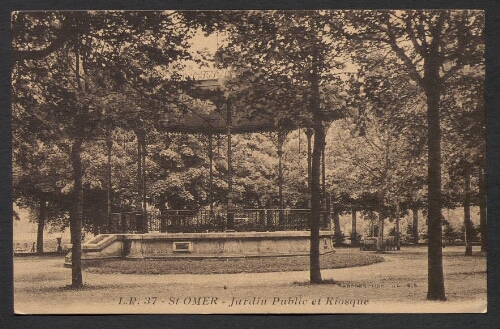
11, 10, 487, 314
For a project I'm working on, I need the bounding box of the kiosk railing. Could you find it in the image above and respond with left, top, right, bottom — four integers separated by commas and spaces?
108, 209, 330, 233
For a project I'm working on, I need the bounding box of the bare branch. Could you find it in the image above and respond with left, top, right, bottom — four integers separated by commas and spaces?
404, 12, 426, 57
384, 15, 425, 86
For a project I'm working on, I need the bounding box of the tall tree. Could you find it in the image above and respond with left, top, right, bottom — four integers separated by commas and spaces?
215, 11, 346, 283
12, 59, 73, 253
12, 11, 205, 287
441, 64, 485, 255
12, 138, 71, 252
340, 9, 484, 300
326, 49, 427, 251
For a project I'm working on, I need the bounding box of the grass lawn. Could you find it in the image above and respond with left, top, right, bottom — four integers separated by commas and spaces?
14, 246, 486, 314
84, 252, 385, 275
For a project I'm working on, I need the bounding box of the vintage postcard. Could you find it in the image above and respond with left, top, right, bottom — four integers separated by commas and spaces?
12, 10, 486, 314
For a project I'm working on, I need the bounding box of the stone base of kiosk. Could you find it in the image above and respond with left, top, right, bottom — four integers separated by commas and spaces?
64, 231, 335, 266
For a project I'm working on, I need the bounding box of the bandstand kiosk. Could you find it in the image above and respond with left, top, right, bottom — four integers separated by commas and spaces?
65, 71, 337, 265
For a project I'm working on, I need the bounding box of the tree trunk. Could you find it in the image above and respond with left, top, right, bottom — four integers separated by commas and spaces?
137, 134, 142, 212
36, 194, 46, 254
377, 217, 385, 252
351, 210, 357, 246
395, 204, 401, 251
321, 147, 326, 207
226, 99, 234, 230
412, 204, 419, 244
208, 134, 214, 217
332, 208, 342, 244
106, 128, 112, 233
310, 132, 323, 283
159, 194, 166, 233
309, 48, 323, 284
479, 166, 487, 252
463, 163, 473, 256
306, 128, 313, 209
395, 219, 400, 250
278, 129, 285, 226
70, 139, 84, 288
141, 139, 147, 233
424, 70, 446, 300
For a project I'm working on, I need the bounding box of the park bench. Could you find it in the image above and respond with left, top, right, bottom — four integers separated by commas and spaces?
360, 236, 397, 251
14, 242, 30, 253
360, 237, 378, 251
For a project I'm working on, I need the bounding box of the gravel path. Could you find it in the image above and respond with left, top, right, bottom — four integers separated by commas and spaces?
14, 245, 487, 314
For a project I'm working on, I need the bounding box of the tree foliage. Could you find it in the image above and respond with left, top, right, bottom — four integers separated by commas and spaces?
12, 10, 216, 287
340, 9, 484, 300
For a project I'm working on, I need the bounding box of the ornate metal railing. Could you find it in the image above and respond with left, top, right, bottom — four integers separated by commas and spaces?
108, 209, 329, 233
